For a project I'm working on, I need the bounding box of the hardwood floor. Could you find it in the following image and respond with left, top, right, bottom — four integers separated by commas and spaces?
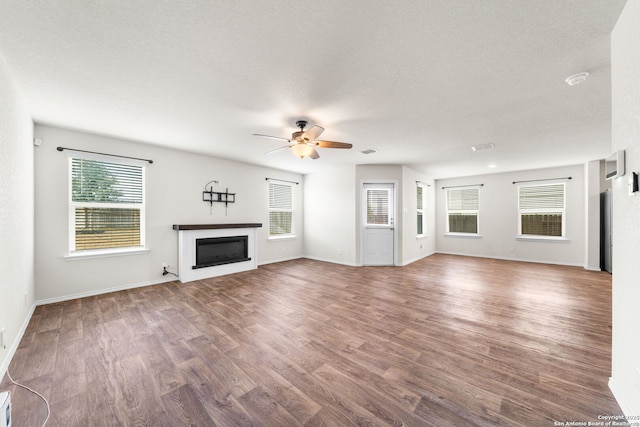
1, 254, 623, 426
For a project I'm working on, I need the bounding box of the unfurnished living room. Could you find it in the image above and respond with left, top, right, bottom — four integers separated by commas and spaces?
1, 1, 640, 426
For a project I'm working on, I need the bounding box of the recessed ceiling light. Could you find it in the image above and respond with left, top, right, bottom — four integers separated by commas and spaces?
488, 164, 496, 168
471, 143, 495, 152
565, 72, 589, 86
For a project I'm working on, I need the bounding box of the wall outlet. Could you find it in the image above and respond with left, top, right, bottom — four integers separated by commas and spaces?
338, 248, 342, 255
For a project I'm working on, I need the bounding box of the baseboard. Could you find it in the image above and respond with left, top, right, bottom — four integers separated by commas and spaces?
35, 276, 177, 306
608, 376, 638, 419
258, 255, 304, 266
302, 255, 358, 267
435, 251, 584, 268
401, 251, 436, 266
0, 303, 36, 382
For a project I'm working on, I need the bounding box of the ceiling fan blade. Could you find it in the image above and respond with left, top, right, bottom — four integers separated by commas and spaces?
309, 148, 320, 159
265, 144, 291, 154
253, 133, 291, 142
302, 125, 324, 142
314, 140, 353, 149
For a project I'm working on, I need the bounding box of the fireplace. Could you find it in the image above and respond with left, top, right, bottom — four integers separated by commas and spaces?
173, 223, 262, 283
194, 235, 250, 269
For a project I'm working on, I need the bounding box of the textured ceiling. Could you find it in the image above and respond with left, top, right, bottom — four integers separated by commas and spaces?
0, 0, 627, 178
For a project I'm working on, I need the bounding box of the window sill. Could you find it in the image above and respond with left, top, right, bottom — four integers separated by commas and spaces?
444, 233, 482, 239
268, 235, 296, 241
516, 236, 568, 242
416, 234, 428, 239
65, 247, 149, 261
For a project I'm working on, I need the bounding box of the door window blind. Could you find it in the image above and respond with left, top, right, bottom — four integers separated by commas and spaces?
366, 189, 390, 225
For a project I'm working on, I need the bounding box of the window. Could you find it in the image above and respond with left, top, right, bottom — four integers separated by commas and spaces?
518, 183, 565, 238
268, 181, 294, 237
417, 184, 426, 236
70, 156, 145, 254
446, 187, 479, 234
365, 187, 391, 226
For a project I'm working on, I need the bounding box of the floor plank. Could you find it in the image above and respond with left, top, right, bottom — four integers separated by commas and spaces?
1, 255, 623, 426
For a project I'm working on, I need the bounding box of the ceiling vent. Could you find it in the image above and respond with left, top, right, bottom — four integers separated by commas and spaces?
361, 149, 377, 155
565, 72, 589, 86
471, 143, 495, 152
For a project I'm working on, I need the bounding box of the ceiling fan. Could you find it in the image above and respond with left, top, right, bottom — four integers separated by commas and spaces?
253, 120, 352, 159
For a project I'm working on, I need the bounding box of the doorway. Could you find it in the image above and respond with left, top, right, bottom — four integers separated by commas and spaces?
362, 183, 396, 266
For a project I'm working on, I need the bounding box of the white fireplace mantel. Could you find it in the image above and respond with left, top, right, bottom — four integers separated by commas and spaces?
173, 223, 262, 283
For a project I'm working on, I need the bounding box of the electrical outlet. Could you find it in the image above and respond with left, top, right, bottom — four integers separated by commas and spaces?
338, 248, 342, 255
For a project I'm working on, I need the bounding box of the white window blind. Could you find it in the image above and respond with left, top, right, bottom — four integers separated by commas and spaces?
446, 187, 479, 234
518, 183, 565, 237
70, 157, 145, 252
366, 189, 390, 225
268, 182, 294, 236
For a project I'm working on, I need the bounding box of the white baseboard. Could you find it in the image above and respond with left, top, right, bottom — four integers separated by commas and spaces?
257, 255, 304, 266
302, 255, 358, 267
435, 251, 584, 268
608, 376, 639, 419
401, 251, 436, 266
35, 276, 177, 306
0, 303, 36, 382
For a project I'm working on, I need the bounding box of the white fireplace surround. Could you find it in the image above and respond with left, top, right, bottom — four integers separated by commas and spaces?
174, 224, 261, 283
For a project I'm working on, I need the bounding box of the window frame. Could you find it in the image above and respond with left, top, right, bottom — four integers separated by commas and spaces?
517, 182, 566, 240
268, 180, 295, 239
445, 186, 480, 236
67, 153, 147, 259
417, 183, 426, 237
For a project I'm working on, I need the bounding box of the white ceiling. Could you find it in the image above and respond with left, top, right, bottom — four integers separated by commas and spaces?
0, 0, 627, 178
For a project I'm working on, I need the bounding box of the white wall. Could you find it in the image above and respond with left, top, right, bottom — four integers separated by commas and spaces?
401, 166, 436, 265
304, 166, 357, 265
0, 53, 35, 378
33, 125, 304, 302
609, 0, 640, 416
436, 164, 586, 266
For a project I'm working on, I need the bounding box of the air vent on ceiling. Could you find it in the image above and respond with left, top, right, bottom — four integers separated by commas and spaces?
361, 149, 377, 155
471, 143, 495, 152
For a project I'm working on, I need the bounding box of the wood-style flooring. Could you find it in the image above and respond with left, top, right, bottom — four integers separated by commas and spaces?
1, 254, 623, 426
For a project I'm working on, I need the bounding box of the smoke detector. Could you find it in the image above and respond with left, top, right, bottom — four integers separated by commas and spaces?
565, 72, 589, 86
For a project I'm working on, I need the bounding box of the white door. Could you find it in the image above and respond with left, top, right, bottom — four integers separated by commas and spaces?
362, 183, 395, 266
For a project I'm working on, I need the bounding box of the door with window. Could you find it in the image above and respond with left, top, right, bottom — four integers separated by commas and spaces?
362, 183, 395, 265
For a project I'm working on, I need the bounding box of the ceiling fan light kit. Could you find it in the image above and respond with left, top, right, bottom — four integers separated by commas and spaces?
254, 120, 352, 160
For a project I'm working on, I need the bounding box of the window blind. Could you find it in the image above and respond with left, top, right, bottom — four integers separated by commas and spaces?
446, 187, 479, 233
71, 158, 144, 251
417, 185, 424, 235
518, 184, 564, 210
447, 188, 478, 211
366, 189, 390, 225
268, 182, 293, 236
518, 183, 565, 237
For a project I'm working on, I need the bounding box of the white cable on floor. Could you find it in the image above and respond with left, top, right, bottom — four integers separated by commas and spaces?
5, 369, 51, 427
